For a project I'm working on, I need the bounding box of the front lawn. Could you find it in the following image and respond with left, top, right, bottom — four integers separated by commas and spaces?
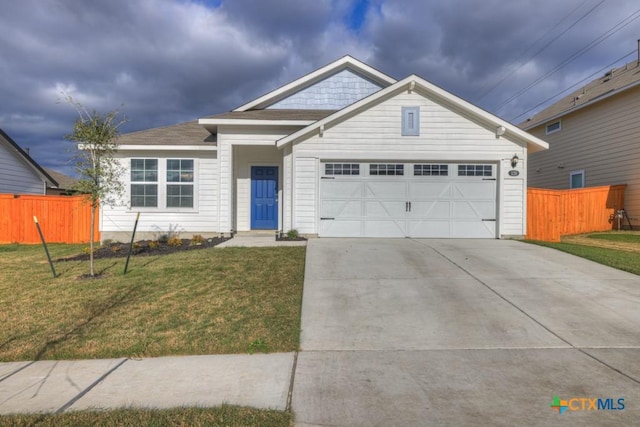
0, 405, 291, 427
527, 240, 640, 275
0, 244, 305, 361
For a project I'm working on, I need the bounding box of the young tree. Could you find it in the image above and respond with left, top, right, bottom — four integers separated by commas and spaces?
65, 99, 126, 277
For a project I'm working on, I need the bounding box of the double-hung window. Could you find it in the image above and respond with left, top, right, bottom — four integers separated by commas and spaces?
131, 159, 158, 207
167, 159, 194, 208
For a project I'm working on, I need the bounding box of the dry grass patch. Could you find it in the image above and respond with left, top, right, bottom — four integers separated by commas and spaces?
0, 244, 305, 361
0, 405, 291, 427
561, 230, 640, 252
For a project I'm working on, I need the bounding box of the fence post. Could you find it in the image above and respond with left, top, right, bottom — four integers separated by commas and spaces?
34, 216, 57, 278
123, 212, 141, 275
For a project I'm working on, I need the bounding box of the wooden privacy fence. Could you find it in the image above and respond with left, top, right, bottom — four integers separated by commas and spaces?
0, 194, 99, 244
527, 185, 626, 242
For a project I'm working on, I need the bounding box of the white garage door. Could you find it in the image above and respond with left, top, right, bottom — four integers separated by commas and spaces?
319, 162, 497, 238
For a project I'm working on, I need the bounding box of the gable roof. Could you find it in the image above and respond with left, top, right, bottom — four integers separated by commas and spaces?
522, 59, 640, 130
276, 75, 549, 153
0, 128, 58, 187
234, 55, 397, 111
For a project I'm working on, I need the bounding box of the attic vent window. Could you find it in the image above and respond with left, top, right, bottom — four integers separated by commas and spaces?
546, 120, 561, 135
402, 106, 420, 136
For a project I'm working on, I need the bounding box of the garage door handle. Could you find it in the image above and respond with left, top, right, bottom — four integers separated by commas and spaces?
321, 177, 335, 179
405, 202, 409, 212
482, 219, 496, 221
409, 201, 412, 212
320, 217, 335, 220
482, 178, 496, 181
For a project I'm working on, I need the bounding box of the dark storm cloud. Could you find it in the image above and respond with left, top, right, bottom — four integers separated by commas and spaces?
0, 0, 638, 175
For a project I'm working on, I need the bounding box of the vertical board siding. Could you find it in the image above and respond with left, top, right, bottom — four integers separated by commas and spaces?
0, 194, 99, 243
526, 185, 626, 242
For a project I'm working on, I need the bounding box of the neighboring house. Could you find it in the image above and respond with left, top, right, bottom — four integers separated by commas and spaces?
523, 58, 640, 226
0, 128, 57, 195
102, 55, 548, 241
44, 168, 78, 195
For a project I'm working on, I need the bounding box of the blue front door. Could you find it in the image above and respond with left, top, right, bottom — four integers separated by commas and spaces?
251, 166, 278, 229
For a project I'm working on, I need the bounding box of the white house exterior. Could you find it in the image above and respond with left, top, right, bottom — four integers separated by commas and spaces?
0, 128, 57, 195
102, 56, 548, 241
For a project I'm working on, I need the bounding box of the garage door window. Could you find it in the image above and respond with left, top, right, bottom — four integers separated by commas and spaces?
414, 164, 448, 176
458, 164, 492, 177
370, 164, 404, 176
325, 163, 360, 175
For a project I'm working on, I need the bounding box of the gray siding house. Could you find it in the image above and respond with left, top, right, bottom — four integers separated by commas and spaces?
523, 58, 640, 226
0, 129, 57, 195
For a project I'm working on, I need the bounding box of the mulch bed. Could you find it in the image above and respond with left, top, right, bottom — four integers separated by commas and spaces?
275, 236, 307, 242
57, 237, 231, 262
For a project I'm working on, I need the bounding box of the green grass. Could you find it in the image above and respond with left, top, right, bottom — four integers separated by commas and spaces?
0, 405, 291, 427
587, 232, 640, 243
0, 244, 305, 361
527, 240, 640, 275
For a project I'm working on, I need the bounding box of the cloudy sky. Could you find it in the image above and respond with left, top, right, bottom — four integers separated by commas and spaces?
1, 0, 639, 175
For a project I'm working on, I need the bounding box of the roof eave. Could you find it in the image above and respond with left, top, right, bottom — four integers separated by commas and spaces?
198, 118, 316, 134
116, 145, 217, 151
524, 79, 640, 131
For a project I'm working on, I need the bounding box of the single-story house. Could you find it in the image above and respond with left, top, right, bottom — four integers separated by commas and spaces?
523, 56, 640, 227
0, 128, 58, 195
103, 55, 548, 241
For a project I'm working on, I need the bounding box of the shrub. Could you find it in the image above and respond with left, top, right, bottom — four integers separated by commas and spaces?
149, 240, 160, 249
111, 245, 122, 253
286, 229, 299, 239
168, 236, 183, 247
190, 235, 206, 245
158, 234, 169, 244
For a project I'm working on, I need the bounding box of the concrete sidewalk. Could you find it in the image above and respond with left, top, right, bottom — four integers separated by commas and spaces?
0, 353, 295, 415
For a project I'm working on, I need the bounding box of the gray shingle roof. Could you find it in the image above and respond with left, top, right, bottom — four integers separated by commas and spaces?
117, 110, 336, 146
44, 168, 77, 190
116, 120, 215, 146
522, 59, 640, 129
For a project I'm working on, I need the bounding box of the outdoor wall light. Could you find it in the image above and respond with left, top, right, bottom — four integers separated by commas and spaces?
511, 154, 519, 169
496, 125, 506, 138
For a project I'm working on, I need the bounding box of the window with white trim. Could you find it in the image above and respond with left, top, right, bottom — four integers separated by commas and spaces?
414, 164, 448, 176
570, 170, 584, 189
131, 159, 158, 207
458, 164, 493, 177
166, 159, 194, 207
546, 120, 561, 135
325, 163, 360, 175
402, 106, 420, 136
370, 164, 404, 176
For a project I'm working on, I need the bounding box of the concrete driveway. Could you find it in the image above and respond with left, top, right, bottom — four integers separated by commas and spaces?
292, 239, 640, 426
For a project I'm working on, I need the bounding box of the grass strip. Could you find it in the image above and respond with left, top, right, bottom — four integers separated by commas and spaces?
0, 405, 291, 427
526, 240, 640, 275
